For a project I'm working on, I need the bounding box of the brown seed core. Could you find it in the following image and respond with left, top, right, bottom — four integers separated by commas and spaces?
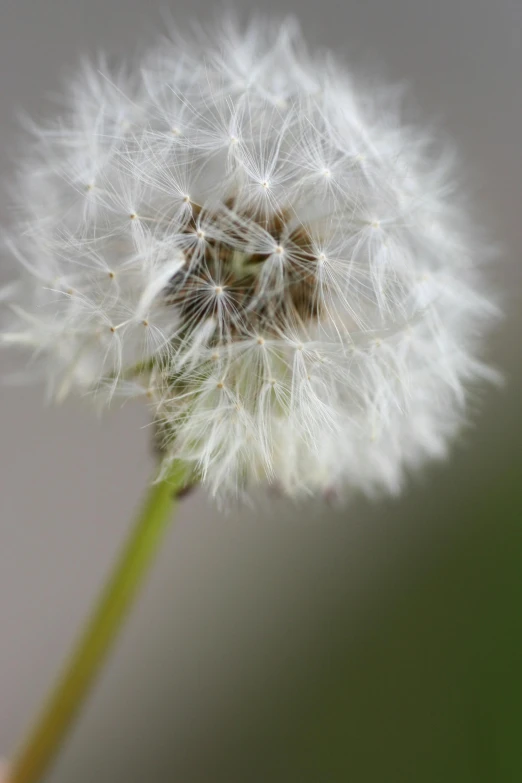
166, 202, 319, 341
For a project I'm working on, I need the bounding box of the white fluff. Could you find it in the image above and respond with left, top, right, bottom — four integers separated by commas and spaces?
1, 16, 500, 500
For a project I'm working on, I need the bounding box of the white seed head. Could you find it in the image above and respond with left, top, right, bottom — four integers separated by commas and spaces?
1, 16, 500, 500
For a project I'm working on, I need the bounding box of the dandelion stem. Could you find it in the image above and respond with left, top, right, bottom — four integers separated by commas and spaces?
9, 459, 192, 783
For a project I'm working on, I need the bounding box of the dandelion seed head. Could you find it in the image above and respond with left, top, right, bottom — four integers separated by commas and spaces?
1, 15, 500, 501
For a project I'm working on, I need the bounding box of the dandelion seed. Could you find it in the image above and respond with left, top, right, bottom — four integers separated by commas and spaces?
1, 15, 500, 501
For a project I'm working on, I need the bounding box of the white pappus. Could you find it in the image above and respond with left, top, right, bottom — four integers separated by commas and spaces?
1, 16, 500, 501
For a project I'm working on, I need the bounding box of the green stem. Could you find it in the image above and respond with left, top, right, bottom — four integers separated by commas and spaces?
9, 460, 191, 783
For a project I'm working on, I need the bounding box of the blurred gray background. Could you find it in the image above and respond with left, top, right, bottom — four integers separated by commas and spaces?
0, 1, 521, 781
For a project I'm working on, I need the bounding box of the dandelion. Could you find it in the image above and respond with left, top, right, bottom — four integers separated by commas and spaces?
1, 15, 500, 783
2, 19, 500, 502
